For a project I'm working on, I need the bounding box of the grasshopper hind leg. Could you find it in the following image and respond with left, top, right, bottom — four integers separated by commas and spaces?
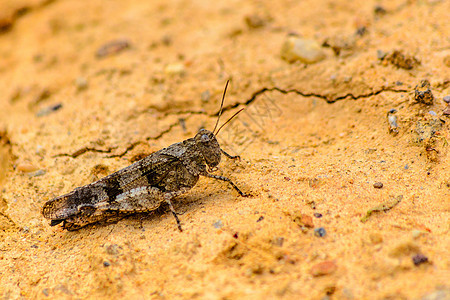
163, 188, 190, 232
165, 199, 182, 232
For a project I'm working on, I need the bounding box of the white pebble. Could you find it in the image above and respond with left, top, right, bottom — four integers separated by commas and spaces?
281, 36, 326, 64
164, 63, 186, 76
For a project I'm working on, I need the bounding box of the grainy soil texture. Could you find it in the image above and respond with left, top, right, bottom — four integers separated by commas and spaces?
0, 0, 449, 299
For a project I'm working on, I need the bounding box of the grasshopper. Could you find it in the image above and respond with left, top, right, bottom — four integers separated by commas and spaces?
42, 81, 249, 231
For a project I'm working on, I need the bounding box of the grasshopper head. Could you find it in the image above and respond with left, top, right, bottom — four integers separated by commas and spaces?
195, 129, 221, 168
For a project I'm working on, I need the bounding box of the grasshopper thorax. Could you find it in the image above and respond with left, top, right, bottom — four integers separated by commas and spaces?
194, 128, 221, 168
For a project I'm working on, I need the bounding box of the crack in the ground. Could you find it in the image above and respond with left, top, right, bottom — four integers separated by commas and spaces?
145, 120, 181, 141
53, 85, 408, 159
106, 141, 147, 158
216, 86, 408, 115
53, 146, 118, 158
107, 120, 181, 158
127, 108, 206, 121
55, 120, 182, 159
157, 110, 207, 119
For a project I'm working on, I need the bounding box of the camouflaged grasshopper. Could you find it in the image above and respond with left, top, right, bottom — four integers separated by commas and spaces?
42, 81, 248, 231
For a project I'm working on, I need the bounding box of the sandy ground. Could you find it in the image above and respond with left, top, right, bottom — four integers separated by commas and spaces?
0, 0, 449, 299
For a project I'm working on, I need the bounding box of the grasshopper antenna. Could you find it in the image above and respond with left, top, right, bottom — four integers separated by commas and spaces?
215, 108, 244, 136
212, 80, 229, 134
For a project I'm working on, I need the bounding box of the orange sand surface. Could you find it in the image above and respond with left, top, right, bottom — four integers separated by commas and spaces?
0, 0, 449, 299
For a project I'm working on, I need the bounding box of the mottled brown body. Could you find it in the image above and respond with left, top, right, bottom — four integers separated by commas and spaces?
42, 81, 248, 231
42, 129, 247, 231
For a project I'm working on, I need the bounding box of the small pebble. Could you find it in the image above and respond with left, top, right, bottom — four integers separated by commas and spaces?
355, 26, 366, 37
388, 108, 397, 114
244, 14, 266, 29
294, 213, 314, 228
96, 39, 130, 58
53, 284, 71, 295
75, 77, 88, 91
373, 182, 383, 189
36, 103, 63, 117
35, 145, 45, 155
428, 111, 437, 116
313, 213, 323, 218
412, 230, 425, 239
414, 80, 434, 105
105, 244, 121, 255
213, 219, 223, 229
42, 288, 49, 297
412, 253, 428, 266
325, 285, 336, 296
376, 49, 387, 60
164, 63, 185, 76
387, 114, 398, 135
161, 35, 172, 46
310, 261, 337, 276
17, 163, 38, 173
314, 227, 326, 237
383, 50, 420, 70
103, 261, 111, 267
443, 96, 450, 103
272, 236, 284, 247
374, 5, 387, 15
201, 90, 210, 103
369, 232, 383, 244
280, 36, 326, 64
27, 170, 46, 177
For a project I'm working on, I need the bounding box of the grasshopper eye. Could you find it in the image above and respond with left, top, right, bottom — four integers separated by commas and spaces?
201, 134, 210, 142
